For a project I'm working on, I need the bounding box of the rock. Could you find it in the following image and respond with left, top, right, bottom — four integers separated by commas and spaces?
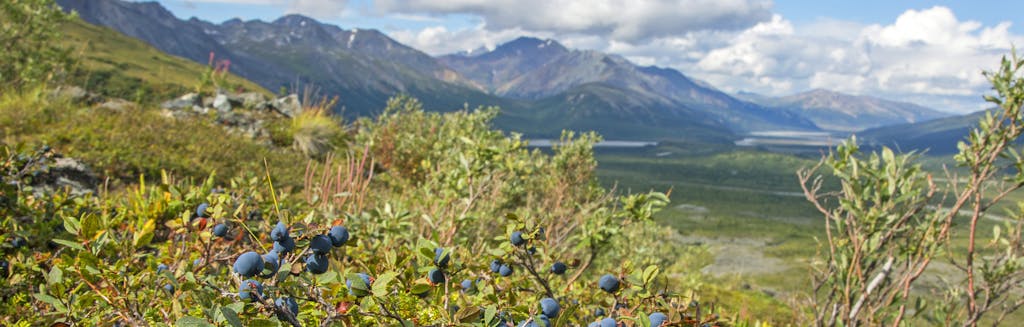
213, 93, 232, 112
51, 86, 101, 104
161, 93, 201, 110
98, 98, 135, 112
274, 94, 302, 117
32, 156, 99, 196
235, 92, 267, 109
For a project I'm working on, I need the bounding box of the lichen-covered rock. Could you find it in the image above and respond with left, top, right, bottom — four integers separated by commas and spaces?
32, 156, 99, 196
161, 93, 201, 110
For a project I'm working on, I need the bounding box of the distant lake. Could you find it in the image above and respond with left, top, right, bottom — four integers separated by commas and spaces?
526, 139, 658, 148
735, 130, 843, 147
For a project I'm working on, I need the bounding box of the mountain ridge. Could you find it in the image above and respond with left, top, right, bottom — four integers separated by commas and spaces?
439, 36, 819, 133
738, 88, 949, 132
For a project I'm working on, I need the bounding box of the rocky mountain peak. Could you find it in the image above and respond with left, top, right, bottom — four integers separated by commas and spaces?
487, 36, 568, 59
272, 14, 320, 28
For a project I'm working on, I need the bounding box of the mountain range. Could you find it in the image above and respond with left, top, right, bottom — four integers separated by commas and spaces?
56, 0, 950, 142
737, 89, 947, 132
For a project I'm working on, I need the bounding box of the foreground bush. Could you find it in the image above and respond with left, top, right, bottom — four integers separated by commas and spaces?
0, 97, 727, 326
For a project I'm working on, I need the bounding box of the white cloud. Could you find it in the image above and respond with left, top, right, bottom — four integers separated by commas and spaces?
182, 0, 347, 19
389, 24, 540, 55
633, 6, 1020, 113
286, 0, 347, 19
376, 0, 773, 41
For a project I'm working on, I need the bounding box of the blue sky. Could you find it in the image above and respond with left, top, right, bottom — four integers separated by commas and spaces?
143, 0, 1024, 113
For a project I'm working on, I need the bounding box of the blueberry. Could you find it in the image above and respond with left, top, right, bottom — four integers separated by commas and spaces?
233, 251, 264, 277
519, 315, 550, 327
275, 297, 299, 321
537, 315, 551, 327
461, 279, 474, 291
156, 263, 168, 273
499, 264, 513, 277
589, 322, 601, 327
328, 225, 349, 247
262, 251, 280, 277
10, 237, 26, 248
196, 203, 209, 217
599, 274, 620, 293
649, 312, 668, 327
434, 247, 450, 268
0, 260, 8, 277
490, 259, 502, 273
599, 317, 618, 327
305, 254, 329, 274
520, 315, 552, 327
163, 284, 174, 293
428, 268, 445, 284
193, 258, 202, 267
238, 279, 263, 302
540, 297, 560, 318
309, 235, 332, 255
270, 221, 289, 241
510, 231, 526, 246
212, 223, 228, 237
550, 262, 567, 275
273, 236, 296, 253
347, 273, 372, 297
594, 308, 605, 317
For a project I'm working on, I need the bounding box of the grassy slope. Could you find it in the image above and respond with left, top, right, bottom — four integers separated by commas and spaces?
0, 19, 310, 187
61, 18, 269, 102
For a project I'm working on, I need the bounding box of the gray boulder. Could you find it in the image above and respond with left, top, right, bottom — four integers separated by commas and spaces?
273, 94, 302, 117
213, 93, 232, 112
161, 93, 202, 110
235, 92, 267, 109
51, 85, 102, 104
32, 157, 99, 196
98, 98, 135, 112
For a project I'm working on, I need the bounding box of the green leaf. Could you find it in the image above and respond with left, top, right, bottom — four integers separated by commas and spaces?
220, 307, 243, 327
81, 213, 101, 241
247, 319, 283, 327
133, 218, 156, 248
47, 267, 63, 285
373, 271, 397, 297
50, 238, 85, 251
33, 293, 67, 313
62, 215, 80, 235
225, 302, 245, 314
175, 316, 214, 327
410, 281, 432, 295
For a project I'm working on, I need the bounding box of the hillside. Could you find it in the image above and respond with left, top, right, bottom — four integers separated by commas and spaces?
739, 89, 948, 132
858, 109, 987, 154
61, 18, 268, 102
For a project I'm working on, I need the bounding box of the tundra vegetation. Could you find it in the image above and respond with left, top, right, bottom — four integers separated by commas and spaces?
3, 1, 1024, 326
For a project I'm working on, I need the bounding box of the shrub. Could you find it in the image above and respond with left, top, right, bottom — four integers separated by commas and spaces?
0, 0, 73, 89
800, 50, 1024, 326
0, 95, 725, 326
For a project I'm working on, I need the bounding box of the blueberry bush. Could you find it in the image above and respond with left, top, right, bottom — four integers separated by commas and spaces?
0, 95, 725, 326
